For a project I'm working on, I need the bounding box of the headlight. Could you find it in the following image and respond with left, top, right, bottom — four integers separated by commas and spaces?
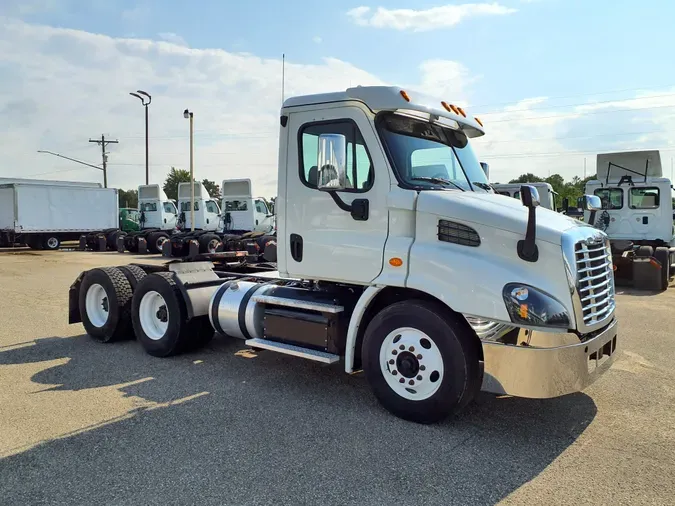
502, 283, 570, 329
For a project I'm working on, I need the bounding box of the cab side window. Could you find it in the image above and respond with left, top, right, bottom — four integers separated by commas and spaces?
205, 200, 219, 214
299, 120, 374, 192
629, 187, 659, 209
163, 202, 176, 214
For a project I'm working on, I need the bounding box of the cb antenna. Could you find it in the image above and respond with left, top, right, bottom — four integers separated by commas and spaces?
281, 53, 285, 107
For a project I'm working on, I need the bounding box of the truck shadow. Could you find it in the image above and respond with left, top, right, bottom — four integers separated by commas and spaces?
0, 334, 597, 505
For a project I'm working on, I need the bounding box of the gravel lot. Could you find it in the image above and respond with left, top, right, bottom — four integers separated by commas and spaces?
1, 248, 673, 505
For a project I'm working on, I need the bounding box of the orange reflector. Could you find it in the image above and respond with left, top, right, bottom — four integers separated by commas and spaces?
474, 116, 483, 127
456, 106, 467, 117
389, 257, 403, 267
400, 90, 410, 102
441, 101, 452, 112
449, 104, 460, 115
519, 304, 528, 319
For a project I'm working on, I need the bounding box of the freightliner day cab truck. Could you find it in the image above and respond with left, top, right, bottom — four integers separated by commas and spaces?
581, 150, 675, 290
68, 86, 618, 423
493, 182, 558, 211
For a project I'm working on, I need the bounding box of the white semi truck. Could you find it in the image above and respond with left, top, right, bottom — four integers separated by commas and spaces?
0, 182, 118, 249
494, 182, 558, 211
583, 150, 675, 290
68, 86, 618, 424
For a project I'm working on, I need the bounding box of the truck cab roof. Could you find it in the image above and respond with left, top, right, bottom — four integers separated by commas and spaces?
282, 85, 485, 139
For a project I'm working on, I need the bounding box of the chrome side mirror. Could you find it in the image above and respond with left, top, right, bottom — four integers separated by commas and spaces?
317, 133, 348, 191
584, 194, 602, 211
520, 185, 540, 209
480, 162, 490, 179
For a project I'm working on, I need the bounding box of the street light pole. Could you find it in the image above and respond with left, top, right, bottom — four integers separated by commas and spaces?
184, 109, 195, 232
130, 90, 151, 184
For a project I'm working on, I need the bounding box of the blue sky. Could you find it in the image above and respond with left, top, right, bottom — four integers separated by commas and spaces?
1, 0, 675, 193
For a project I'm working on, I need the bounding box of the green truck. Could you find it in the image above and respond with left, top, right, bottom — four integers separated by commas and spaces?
119, 208, 141, 233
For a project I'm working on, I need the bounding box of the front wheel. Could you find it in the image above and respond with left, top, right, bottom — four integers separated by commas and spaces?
362, 299, 482, 424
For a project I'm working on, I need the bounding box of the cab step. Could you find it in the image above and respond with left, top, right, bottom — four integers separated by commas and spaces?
245, 338, 340, 364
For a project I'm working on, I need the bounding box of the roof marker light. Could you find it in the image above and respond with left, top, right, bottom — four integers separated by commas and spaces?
400, 90, 411, 102
456, 106, 467, 118
448, 103, 460, 115
441, 101, 452, 113
474, 117, 484, 127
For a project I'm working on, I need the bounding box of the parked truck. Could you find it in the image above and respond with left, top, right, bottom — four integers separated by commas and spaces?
494, 182, 559, 211
582, 149, 675, 290
166, 179, 276, 258
68, 85, 618, 424
0, 183, 118, 249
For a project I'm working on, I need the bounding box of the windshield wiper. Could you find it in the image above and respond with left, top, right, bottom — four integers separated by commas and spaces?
472, 181, 495, 192
410, 177, 466, 191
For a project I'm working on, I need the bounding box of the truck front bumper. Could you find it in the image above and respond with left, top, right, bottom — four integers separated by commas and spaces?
480, 318, 618, 398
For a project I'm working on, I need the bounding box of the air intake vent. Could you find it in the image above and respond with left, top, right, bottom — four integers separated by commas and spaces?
438, 220, 480, 247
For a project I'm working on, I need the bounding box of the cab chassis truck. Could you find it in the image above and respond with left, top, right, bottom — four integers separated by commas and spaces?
68, 86, 619, 423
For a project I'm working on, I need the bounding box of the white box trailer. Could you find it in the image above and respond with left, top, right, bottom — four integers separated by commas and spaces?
0, 183, 118, 249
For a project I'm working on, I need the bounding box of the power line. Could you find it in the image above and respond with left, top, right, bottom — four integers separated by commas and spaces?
468, 83, 675, 110
478, 92, 675, 116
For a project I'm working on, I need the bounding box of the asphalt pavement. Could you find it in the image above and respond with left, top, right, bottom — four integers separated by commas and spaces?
0, 248, 673, 505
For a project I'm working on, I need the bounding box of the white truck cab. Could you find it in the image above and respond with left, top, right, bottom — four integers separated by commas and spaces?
72, 85, 619, 424
584, 150, 675, 290
493, 182, 558, 211
137, 184, 178, 230
177, 181, 221, 231
221, 178, 275, 234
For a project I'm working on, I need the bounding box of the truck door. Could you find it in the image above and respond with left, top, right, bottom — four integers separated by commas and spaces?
205, 200, 221, 231
285, 105, 390, 284
253, 198, 271, 232
162, 201, 178, 229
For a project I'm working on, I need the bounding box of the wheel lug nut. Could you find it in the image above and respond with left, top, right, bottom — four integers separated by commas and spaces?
409, 346, 415, 352
392, 370, 398, 376
399, 345, 405, 350
409, 380, 415, 385
417, 375, 422, 381
417, 354, 423, 360
399, 378, 405, 383
392, 350, 397, 355
389, 359, 395, 365
420, 365, 426, 371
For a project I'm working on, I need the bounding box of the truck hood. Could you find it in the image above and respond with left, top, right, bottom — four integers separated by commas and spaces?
417, 190, 589, 245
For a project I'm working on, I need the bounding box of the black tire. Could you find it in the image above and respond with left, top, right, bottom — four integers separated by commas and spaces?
362, 299, 481, 424
131, 272, 213, 357
637, 245, 653, 257
79, 267, 134, 343
147, 231, 170, 254
118, 264, 147, 290
655, 247, 670, 290
107, 230, 122, 251
42, 235, 61, 250
198, 233, 221, 254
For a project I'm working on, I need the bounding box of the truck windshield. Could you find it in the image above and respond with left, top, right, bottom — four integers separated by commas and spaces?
376, 112, 492, 192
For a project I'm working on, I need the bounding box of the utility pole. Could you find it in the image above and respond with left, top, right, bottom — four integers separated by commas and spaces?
281, 53, 285, 107
584, 157, 587, 179
89, 135, 118, 188
184, 109, 195, 231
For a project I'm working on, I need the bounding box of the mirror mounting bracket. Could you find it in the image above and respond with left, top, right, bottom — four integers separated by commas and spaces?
328, 191, 369, 221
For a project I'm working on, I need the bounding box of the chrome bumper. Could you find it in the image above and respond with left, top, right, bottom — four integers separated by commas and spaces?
480, 318, 618, 399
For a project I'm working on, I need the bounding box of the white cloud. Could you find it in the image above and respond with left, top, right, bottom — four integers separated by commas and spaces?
158, 32, 187, 46
1, 15, 674, 198
346, 3, 517, 32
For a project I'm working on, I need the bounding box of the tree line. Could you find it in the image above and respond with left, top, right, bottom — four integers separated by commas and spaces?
500, 173, 598, 204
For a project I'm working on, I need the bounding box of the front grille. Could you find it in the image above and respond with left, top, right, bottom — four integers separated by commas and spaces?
575, 239, 615, 327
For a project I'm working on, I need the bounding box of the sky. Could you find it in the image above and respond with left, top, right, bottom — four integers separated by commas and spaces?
1, 0, 675, 197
